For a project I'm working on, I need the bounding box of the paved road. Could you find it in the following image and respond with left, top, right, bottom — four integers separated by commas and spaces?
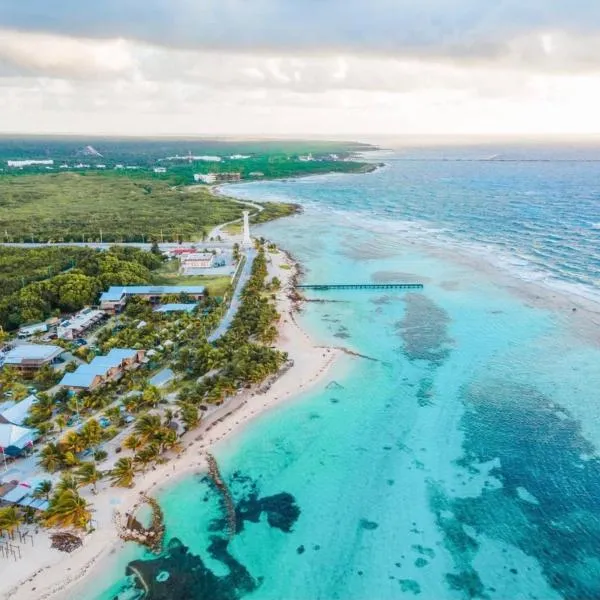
208, 249, 256, 343
0, 242, 233, 250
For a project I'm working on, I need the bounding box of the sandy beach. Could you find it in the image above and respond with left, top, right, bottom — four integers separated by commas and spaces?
2, 248, 344, 600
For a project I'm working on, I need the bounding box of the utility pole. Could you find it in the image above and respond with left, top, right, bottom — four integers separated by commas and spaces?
100, 229, 103, 244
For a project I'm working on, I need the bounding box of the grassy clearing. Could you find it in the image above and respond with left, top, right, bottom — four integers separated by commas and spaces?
154, 261, 232, 297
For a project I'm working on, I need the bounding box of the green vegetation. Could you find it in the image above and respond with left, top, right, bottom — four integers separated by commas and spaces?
0, 136, 374, 171
0, 246, 163, 330
0, 246, 92, 296
0, 174, 245, 243
43, 486, 91, 530
251, 202, 300, 225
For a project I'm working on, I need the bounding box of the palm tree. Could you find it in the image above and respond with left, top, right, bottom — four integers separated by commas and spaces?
38, 442, 64, 473
134, 413, 162, 444
0, 366, 18, 389
179, 403, 200, 430
61, 431, 85, 454
123, 434, 143, 453
28, 393, 54, 424
103, 406, 122, 424
55, 474, 79, 494
44, 490, 91, 530
75, 462, 102, 494
33, 480, 53, 501
109, 457, 136, 488
62, 451, 80, 468
134, 447, 157, 473
0, 506, 22, 539
35, 421, 55, 438
141, 385, 162, 408
79, 419, 102, 450
55, 414, 68, 432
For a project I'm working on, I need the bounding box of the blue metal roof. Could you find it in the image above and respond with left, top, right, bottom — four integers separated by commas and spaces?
59, 348, 138, 389
4, 344, 63, 364
154, 303, 197, 313
100, 285, 206, 303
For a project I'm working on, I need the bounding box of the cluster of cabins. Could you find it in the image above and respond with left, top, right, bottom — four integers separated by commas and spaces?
59, 348, 144, 391
18, 307, 104, 341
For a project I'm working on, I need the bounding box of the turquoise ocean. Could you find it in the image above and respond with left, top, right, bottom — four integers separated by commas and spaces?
83, 142, 600, 600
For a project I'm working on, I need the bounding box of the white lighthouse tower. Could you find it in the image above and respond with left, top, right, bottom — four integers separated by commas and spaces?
242, 210, 252, 247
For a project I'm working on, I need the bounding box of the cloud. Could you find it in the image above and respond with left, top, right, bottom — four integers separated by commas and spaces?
1, 1, 600, 69
0, 1, 599, 135
0, 30, 137, 79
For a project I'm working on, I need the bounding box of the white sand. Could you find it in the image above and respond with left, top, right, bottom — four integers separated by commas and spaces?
2, 250, 343, 600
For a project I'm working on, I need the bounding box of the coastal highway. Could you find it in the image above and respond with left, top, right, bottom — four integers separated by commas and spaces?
208, 248, 256, 342
0, 241, 234, 250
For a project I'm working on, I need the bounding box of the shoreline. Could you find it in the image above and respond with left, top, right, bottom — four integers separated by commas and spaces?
3, 248, 347, 600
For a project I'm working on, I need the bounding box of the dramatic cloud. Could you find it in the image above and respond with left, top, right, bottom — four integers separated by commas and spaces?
0, 1, 599, 135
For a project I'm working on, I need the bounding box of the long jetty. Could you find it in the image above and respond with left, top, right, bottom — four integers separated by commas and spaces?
297, 283, 423, 291
206, 453, 237, 539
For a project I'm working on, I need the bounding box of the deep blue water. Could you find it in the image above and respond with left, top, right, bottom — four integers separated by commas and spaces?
84, 143, 600, 600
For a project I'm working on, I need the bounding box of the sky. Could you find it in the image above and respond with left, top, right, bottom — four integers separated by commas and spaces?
1, 1, 599, 136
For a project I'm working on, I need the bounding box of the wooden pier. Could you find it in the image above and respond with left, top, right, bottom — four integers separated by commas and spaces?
296, 283, 423, 291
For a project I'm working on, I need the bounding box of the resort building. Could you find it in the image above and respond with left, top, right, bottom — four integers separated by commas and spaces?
193, 172, 241, 184
193, 173, 217, 184
180, 253, 214, 272
3, 344, 64, 375
59, 348, 144, 391
99, 285, 206, 313
57, 307, 104, 340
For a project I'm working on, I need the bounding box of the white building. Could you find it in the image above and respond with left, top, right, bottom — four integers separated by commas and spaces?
194, 173, 217, 184
17, 322, 48, 339
153, 167, 167, 174
197, 155, 222, 162
181, 253, 214, 273
7, 159, 54, 168
57, 307, 104, 340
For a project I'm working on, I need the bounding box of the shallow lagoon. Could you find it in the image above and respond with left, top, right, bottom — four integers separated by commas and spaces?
87, 150, 600, 600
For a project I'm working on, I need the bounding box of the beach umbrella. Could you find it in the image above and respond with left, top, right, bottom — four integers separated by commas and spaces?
3, 446, 22, 457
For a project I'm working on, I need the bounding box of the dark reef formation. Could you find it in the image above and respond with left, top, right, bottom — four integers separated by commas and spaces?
396, 293, 453, 365
431, 379, 600, 600
121, 471, 301, 599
